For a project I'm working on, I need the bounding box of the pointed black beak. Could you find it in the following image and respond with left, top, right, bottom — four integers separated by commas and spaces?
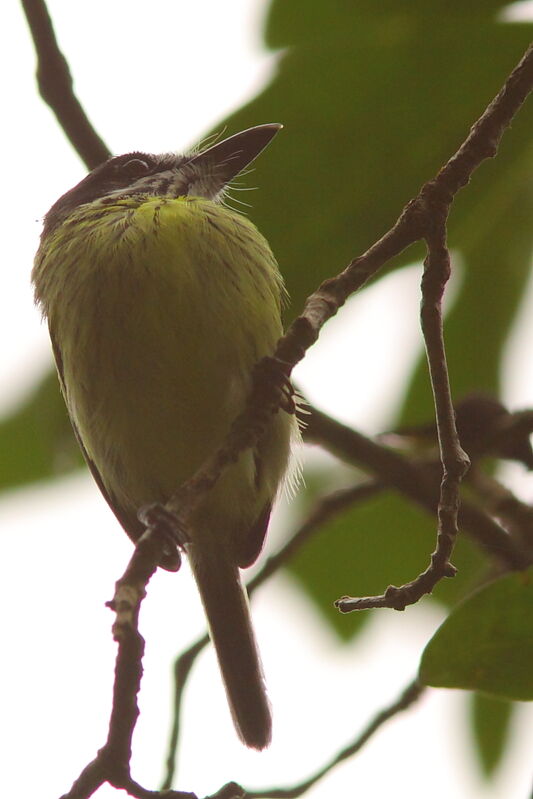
186, 124, 282, 186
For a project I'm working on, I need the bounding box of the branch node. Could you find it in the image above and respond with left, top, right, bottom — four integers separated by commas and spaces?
443, 562, 458, 578
207, 782, 245, 799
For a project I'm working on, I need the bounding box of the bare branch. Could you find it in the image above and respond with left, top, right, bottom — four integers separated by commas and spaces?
58, 527, 240, 798
317, 45, 533, 607
242, 680, 425, 799
21, 0, 110, 169
304, 404, 532, 572
59, 528, 172, 798
337, 196, 472, 610
162, 44, 533, 604
207, 785, 245, 799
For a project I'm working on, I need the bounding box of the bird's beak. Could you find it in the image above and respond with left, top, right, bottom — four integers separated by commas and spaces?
186, 124, 282, 188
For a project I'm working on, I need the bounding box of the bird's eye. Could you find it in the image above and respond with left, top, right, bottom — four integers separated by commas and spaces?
120, 158, 151, 177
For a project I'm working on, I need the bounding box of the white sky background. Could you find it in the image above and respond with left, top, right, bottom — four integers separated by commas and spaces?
1, 2, 533, 798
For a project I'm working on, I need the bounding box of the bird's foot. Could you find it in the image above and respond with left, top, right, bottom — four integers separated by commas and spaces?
254, 355, 296, 414
138, 502, 189, 572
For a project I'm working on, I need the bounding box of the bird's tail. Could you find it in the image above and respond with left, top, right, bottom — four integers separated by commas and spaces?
187, 538, 272, 749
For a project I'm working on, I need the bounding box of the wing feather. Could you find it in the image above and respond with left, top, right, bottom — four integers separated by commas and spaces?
50, 331, 180, 570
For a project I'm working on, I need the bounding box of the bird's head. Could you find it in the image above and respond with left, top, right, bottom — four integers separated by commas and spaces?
43, 124, 282, 234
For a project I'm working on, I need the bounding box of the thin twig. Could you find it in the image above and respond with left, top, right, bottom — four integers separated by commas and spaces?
161, 480, 385, 789
163, 45, 533, 601
242, 680, 425, 798
59, 527, 230, 798
21, 0, 110, 168
335, 44, 533, 606
304, 404, 531, 572
60, 527, 172, 799
337, 192, 472, 610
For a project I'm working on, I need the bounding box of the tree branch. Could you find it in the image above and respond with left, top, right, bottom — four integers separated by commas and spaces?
59, 528, 188, 799
337, 210, 471, 611
303, 404, 531, 572
162, 44, 533, 609
242, 680, 425, 799
21, 0, 110, 168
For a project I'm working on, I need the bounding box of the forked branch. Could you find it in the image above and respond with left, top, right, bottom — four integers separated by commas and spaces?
169, 44, 533, 610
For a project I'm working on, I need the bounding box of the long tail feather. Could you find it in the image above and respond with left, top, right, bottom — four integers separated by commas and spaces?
187, 539, 272, 749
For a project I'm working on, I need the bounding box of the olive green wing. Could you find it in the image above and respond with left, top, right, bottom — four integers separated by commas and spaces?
50, 331, 265, 573
49, 332, 160, 554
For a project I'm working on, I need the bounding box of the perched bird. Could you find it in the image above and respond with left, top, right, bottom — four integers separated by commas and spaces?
33, 125, 298, 750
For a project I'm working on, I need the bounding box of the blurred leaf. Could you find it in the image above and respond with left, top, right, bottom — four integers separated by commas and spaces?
289, 482, 486, 640
469, 692, 514, 777
266, 0, 516, 46
227, 4, 533, 446
226, 12, 533, 318
419, 570, 533, 700
0, 371, 80, 491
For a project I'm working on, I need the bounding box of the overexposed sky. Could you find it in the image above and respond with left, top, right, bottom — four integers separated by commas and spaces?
1, 3, 532, 799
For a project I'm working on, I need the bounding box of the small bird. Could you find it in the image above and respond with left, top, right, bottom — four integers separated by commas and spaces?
33, 124, 298, 750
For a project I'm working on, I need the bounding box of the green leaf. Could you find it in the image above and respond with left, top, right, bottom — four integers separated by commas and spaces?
0, 371, 81, 490
419, 570, 533, 700
469, 692, 514, 777
266, 0, 519, 48
225, 14, 533, 319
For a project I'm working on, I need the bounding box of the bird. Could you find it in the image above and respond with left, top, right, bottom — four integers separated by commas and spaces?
32, 124, 298, 750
